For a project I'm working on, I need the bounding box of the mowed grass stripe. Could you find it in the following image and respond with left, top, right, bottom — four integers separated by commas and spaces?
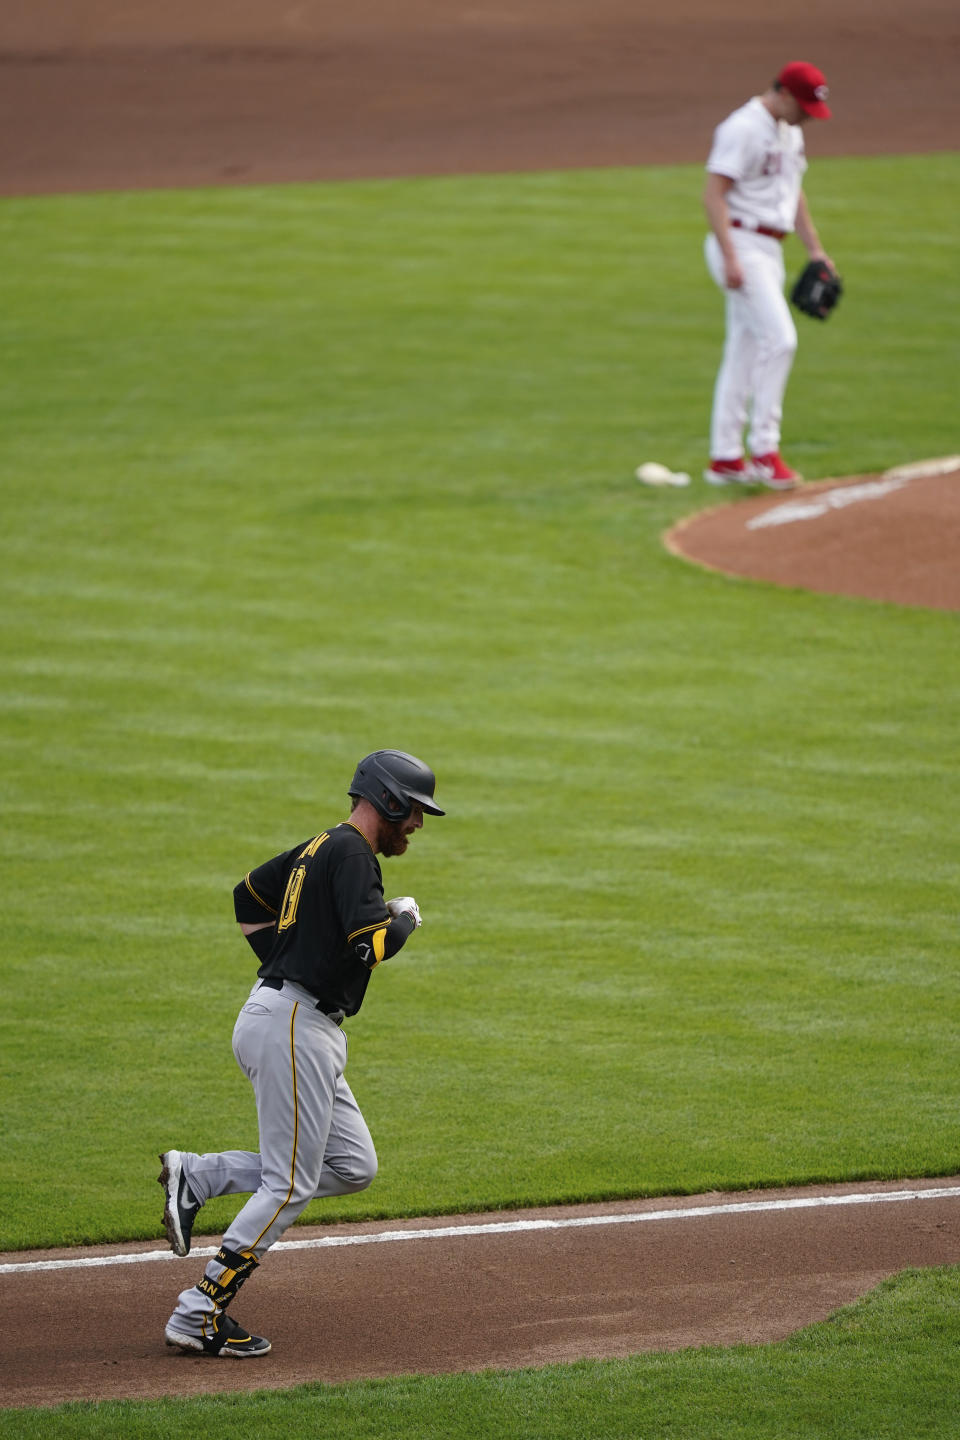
0, 155, 958, 1258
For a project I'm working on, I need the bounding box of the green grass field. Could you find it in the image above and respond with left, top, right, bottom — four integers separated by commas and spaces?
1, 152, 958, 1432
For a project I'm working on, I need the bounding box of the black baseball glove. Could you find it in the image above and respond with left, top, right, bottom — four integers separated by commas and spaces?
790, 259, 843, 320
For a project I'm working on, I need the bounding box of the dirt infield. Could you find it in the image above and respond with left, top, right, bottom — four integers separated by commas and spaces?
2, 0, 959, 1410
3, 1180, 960, 1408
668, 460, 960, 610
2, 0, 959, 194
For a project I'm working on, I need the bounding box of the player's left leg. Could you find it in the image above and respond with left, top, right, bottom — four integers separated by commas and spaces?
744, 242, 797, 460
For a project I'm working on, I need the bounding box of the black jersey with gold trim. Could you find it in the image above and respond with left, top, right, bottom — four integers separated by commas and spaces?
232, 822, 415, 1016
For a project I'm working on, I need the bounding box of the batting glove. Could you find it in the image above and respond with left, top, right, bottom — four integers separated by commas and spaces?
387, 896, 422, 928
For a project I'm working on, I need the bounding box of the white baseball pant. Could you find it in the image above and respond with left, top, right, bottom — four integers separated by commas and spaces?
704, 229, 798, 460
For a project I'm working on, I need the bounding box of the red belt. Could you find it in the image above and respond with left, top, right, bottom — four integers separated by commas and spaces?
730, 219, 787, 241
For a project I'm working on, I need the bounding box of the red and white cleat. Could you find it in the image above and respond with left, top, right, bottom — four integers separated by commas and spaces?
703, 458, 751, 486
748, 452, 802, 489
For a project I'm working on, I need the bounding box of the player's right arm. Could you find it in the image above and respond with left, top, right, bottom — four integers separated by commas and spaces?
703, 172, 744, 289
333, 851, 419, 970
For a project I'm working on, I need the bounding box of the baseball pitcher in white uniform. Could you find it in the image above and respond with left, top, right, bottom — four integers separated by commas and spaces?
702, 61, 833, 490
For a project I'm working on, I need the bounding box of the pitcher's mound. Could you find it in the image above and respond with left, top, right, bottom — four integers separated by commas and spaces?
665, 457, 960, 611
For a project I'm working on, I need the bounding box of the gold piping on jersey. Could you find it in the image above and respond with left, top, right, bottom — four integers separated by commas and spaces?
347, 918, 390, 943
250, 1003, 300, 1251
342, 820, 374, 851
299, 832, 330, 860
243, 874, 277, 915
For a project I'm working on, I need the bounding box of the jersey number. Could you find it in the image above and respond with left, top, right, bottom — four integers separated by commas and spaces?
278, 865, 306, 932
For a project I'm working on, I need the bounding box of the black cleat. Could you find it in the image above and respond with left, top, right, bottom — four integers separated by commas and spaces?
157, 1149, 202, 1257
165, 1312, 272, 1358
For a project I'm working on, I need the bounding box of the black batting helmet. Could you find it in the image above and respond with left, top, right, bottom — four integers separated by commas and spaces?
349, 750, 445, 821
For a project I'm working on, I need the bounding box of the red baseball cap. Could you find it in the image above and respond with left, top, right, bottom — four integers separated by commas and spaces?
777, 61, 832, 119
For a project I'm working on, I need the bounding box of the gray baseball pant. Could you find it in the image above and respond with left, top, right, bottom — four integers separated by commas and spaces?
168, 979, 377, 1332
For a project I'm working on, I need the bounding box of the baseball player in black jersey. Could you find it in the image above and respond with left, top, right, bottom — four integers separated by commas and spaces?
158, 749, 444, 1358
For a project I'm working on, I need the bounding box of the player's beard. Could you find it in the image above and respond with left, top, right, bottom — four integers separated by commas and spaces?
380, 819, 410, 857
